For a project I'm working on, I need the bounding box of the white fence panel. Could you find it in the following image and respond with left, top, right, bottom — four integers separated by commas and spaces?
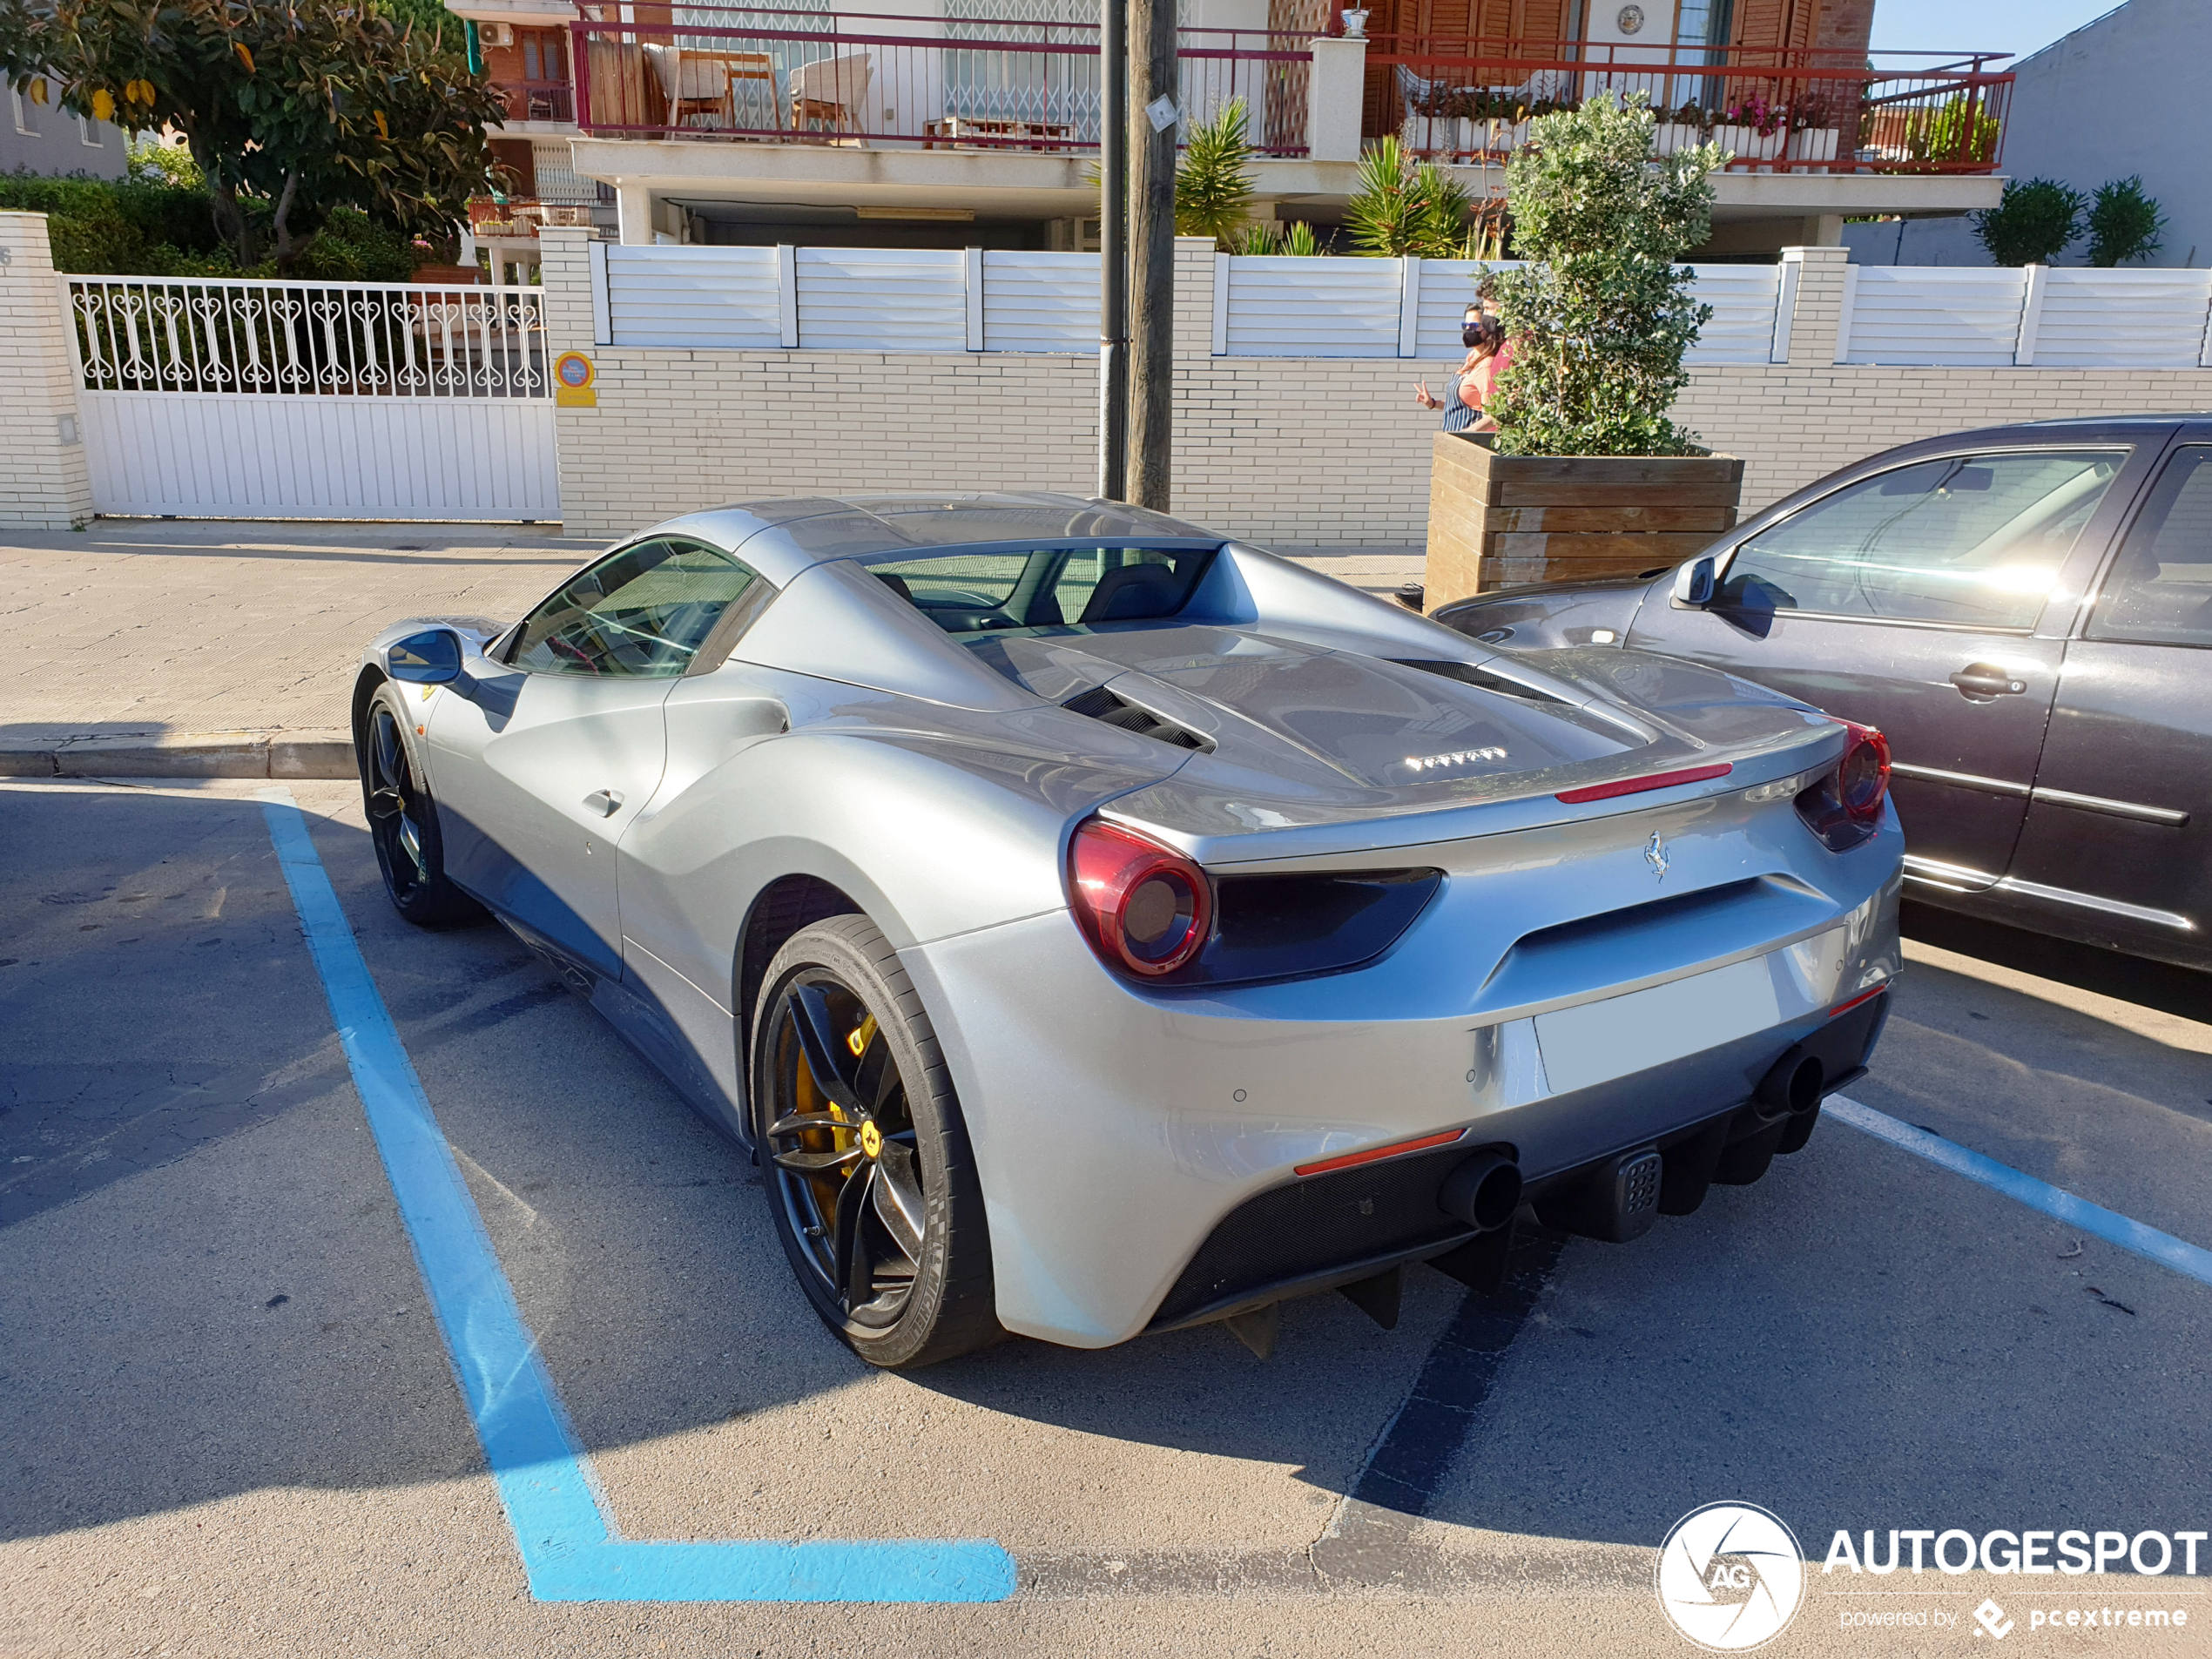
980, 251, 1099, 354
1413, 260, 1513, 356
80, 395, 559, 519
2033, 268, 2212, 369
796, 247, 967, 351
606, 246, 781, 348
1685, 265, 1784, 363
1841, 267, 2029, 366
1224, 257, 1403, 357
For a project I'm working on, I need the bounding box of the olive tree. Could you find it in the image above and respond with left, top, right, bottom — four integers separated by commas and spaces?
1481, 92, 1721, 457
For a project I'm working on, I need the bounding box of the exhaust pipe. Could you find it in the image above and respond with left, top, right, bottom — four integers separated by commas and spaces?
1438, 1150, 1522, 1233
1755, 1047, 1824, 1120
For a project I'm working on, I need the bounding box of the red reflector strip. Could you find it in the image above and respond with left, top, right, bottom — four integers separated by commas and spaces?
1555, 762, 1733, 805
1295, 1128, 1467, 1177
1828, 986, 1888, 1019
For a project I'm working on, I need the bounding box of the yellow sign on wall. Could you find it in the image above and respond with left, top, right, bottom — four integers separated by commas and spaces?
553, 350, 597, 408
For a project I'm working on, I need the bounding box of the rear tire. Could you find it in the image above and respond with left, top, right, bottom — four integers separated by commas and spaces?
752, 914, 1001, 1369
358, 682, 485, 930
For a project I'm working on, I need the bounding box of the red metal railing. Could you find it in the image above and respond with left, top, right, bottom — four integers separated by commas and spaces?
1371, 40, 2013, 173
567, 4, 1311, 154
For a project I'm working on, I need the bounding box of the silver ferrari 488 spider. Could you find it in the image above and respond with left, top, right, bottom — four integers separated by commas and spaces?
354, 493, 1902, 1367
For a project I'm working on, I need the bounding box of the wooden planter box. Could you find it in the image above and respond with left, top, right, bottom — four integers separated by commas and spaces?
1424, 432, 1744, 608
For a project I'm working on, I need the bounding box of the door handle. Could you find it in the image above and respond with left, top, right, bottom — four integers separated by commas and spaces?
583, 789, 624, 817
1949, 663, 2027, 700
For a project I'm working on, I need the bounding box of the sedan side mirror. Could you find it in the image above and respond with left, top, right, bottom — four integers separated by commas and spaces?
1674, 556, 1717, 608
388, 628, 462, 684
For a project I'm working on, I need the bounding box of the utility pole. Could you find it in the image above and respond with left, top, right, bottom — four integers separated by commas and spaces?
1097, 0, 1128, 502
1126, 0, 1176, 510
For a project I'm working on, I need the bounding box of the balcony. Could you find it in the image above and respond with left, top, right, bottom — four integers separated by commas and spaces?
565, 3, 1312, 153
499, 78, 576, 125
1374, 38, 2013, 174
469, 198, 607, 241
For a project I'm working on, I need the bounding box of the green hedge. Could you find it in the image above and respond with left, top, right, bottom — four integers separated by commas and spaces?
1, 170, 428, 280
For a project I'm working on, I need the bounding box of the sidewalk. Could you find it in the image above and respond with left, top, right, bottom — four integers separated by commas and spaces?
0, 521, 1421, 778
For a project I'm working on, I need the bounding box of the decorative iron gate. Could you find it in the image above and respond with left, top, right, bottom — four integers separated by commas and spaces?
66, 275, 560, 521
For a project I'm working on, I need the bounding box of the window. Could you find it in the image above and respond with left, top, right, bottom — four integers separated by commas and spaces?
11, 81, 40, 136
864, 546, 1215, 638
510, 539, 760, 677
2087, 446, 2212, 649
76, 110, 101, 146
520, 27, 567, 82
1717, 449, 2125, 631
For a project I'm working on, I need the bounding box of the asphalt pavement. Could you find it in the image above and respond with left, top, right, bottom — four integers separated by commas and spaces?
3, 776, 2209, 1658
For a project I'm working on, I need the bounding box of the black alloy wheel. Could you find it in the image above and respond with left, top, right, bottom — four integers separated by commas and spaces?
358, 684, 483, 928
761, 970, 929, 1326
752, 915, 999, 1368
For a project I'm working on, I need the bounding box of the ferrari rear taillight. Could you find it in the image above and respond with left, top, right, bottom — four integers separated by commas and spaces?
1068, 819, 1212, 977
1835, 719, 1892, 825
1793, 719, 1892, 851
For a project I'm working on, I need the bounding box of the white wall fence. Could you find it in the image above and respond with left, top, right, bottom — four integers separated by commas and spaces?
1840, 266, 2212, 369
592, 247, 2212, 369
593, 246, 1788, 363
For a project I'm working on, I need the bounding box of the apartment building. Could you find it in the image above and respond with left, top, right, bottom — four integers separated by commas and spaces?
443, 0, 2010, 261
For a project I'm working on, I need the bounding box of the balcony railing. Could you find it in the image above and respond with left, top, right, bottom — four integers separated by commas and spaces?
568, 4, 1310, 154
469, 198, 606, 241
499, 79, 576, 125
1372, 40, 2013, 173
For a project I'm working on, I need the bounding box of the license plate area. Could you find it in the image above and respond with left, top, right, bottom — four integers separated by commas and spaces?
1534, 954, 1783, 1097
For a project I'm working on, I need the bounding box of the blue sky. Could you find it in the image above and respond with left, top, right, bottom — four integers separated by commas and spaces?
1869, 0, 2125, 64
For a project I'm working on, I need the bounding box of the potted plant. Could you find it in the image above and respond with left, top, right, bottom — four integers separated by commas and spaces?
1425, 91, 1744, 604
1652, 98, 1710, 159
1710, 92, 1785, 168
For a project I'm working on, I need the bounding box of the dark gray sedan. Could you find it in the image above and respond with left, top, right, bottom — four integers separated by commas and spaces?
1433, 415, 2212, 972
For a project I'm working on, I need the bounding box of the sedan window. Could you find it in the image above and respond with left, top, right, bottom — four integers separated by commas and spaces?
866, 546, 1215, 637
511, 539, 759, 677
2087, 446, 2212, 649
1718, 450, 2124, 631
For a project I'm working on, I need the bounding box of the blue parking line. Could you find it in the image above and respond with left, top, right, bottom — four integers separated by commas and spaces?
1825, 1095, 2212, 1291
257, 789, 1016, 1604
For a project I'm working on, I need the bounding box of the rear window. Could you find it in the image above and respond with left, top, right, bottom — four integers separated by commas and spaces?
863, 546, 1215, 637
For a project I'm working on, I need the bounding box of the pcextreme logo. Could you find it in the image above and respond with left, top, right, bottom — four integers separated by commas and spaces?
1656, 1502, 1808, 1651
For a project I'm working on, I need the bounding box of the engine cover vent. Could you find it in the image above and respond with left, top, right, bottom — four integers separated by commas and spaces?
1392, 658, 1571, 705
1062, 685, 1212, 752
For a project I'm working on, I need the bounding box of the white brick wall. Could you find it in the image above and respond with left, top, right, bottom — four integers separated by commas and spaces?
540, 230, 2212, 545
0, 213, 93, 529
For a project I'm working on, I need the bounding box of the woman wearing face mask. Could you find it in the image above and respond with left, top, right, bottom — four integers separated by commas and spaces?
1414, 304, 1512, 434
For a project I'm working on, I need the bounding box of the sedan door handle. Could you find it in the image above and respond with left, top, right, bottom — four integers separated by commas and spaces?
1950, 663, 2027, 700
583, 789, 624, 817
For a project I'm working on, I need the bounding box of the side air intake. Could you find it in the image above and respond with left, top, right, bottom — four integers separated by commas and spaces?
1061, 685, 1212, 752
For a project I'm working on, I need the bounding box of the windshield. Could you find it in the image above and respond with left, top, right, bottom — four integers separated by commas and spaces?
861, 545, 1217, 639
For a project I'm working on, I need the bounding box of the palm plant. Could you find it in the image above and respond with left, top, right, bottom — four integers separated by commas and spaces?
1344, 136, 1472, 258
1174, 98, 1256, 247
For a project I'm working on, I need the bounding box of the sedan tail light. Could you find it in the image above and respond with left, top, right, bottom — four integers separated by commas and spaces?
1068, 819, 1212, 977
1794, 719, 1892, 851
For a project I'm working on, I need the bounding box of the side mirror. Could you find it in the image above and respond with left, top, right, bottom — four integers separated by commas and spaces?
1674, 556, 1717, 608
388, 628, 462, 684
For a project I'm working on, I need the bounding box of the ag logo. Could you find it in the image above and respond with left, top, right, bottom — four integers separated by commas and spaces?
1655, 1502, 1805, 1651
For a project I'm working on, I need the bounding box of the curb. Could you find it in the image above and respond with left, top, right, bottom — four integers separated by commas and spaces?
0, 730, 356, 780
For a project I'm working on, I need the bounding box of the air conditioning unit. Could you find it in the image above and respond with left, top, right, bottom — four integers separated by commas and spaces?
478, 22, 514, 47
